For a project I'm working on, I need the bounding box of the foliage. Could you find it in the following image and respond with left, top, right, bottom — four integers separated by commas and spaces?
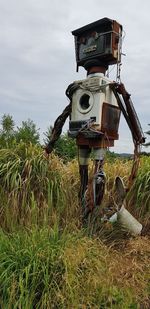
105, 150, 120, 162
0, 114, 16, 148
0, 227, 150, 308
0, 144, 150, 308
0, 142, 79, 230
0, 115, 40, 149
44, 126, 77, 161
144, 124, 150, 147
54, 133, 77, 162
43, 125, 53, 146
0, 144, 150, 230
127, 156, 150, 219
16, 119, 40, 145
1, 114, 15, 133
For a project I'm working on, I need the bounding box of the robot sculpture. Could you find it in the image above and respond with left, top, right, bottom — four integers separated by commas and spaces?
45, 18, 145, 221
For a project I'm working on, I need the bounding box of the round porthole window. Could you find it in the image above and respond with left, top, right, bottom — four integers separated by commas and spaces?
77, 90, 93, 114
79, 94, 90, 110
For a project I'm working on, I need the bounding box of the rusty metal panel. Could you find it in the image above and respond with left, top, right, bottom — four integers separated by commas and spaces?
101, 102, 121, 140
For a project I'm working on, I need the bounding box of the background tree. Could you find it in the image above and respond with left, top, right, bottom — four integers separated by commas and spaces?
44, 126, 77, 161
43, 125, 53, 146
55, 133, 77, 161
0, 114, 16, 148
144, 124, 150, 147
16, 119, 40, 145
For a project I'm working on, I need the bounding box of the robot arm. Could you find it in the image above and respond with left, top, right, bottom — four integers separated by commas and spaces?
45, 82, 82, 154
45, 83, 78, 154
111, 82, 145, 145
111, 82, 145, 190
45, 102, 72, 154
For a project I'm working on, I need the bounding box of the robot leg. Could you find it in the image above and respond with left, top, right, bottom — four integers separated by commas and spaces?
93, 148, 106, 207
78, 146, 91, 217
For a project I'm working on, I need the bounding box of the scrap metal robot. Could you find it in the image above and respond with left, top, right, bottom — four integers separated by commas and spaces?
45, 18, 145, 222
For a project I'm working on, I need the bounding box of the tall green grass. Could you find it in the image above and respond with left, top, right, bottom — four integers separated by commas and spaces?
127, 156, 150, 220
0, 142, 79, 231
0, 143, 149, 231
1, 227, 150, 308
0, 144, 150, 308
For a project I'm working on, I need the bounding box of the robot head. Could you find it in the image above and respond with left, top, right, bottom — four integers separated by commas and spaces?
72, 17, 122, 72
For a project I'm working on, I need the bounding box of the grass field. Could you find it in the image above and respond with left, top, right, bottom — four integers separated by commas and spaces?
0, 143, 150, 308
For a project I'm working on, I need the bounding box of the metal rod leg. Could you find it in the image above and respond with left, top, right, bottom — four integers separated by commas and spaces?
94, 159, 105, 206
79, 164, 88, 201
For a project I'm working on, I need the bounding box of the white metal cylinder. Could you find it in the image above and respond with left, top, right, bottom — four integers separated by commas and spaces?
117, 206, 142, 236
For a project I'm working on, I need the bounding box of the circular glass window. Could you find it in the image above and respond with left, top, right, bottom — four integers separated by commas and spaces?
79, 94, 90, 110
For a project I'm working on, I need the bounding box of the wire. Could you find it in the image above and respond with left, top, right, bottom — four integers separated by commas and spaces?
122, 29, 126, 42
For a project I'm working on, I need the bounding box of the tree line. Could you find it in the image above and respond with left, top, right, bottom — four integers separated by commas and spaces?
0, 114, 149, 160
0, 114, 77, 161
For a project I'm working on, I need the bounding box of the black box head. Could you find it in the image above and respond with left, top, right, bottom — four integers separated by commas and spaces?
72, 17, 122, 71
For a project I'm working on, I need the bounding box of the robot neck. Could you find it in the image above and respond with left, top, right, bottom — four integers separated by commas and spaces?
88, 72, 105, 78
87, 66, 107, 77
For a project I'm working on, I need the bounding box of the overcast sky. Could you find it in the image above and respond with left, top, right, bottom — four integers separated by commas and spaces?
0, 0, 150, 153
